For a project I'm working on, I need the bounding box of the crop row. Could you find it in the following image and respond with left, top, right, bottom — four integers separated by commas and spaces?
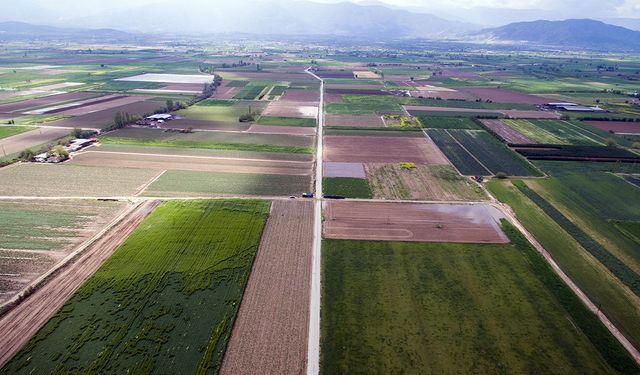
3, 200, 270, 374
427, 129, 490, 176
500, 220, 639, 374
448, 129, 539, 176
513, 181, 640, 296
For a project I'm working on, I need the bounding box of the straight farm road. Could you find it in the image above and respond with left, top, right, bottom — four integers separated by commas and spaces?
305, 67, 323, 375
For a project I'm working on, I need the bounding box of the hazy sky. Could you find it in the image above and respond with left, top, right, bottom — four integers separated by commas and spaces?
3, 0, 639, 27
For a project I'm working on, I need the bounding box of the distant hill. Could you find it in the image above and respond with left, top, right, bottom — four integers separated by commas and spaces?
0, 21, 143, 42
52, 0, 477, 39
474, 19, 640, 50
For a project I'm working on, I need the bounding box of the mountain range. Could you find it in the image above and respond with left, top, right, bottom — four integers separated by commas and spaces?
475, 19, 640, 51
1, 1, 639, 51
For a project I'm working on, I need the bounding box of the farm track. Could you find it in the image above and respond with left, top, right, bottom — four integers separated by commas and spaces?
220, 200, 314, 375
0, 199, 160, 367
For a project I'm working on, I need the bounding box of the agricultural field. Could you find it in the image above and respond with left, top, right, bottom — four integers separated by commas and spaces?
0, 126, 31, 140
323, 201, 508, 243
323, 135, 449, 164
100, 127, 314, 154
418, 116, 481, 130
0, 127, 71, 160
488, 178, 640, 350
501, 119, 607, 145
365, 164, 487, 201
428, 129, 539, 176
323, 177, 372, 198
321, 224, 637, 373
2, 200, 270, 374
142, 170, 311, 197
220, 200, 313, 374
70, 150, 313, 176
0, 199, 128, 304
0, 164, 160, 197
177, 99, 266, 123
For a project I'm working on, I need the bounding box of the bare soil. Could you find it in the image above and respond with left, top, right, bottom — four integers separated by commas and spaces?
324, 135, 450, 164
458, 88, 553, 105
325, 114, 384, 128
323, 200, 509, 243
324, 162, 366, 178
480, 119, 535, 144
262, 101, 318, 118
220, 200, 313, 375
404, 105, 561, 119
247, 124, 316, 135
586, 121, 640, 134
69, 150, 314, 176
0, 127, 71, 156
365, 163, 487, 201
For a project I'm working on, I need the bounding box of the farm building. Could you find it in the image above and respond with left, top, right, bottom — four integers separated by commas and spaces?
146, 114, 173, 121
544, 103, 608, 112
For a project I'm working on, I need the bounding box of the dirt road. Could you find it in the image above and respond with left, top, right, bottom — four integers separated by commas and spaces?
0, 200, 160, 367
220, 200, 314, 375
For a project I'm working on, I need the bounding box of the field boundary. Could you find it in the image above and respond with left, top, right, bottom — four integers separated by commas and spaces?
490, 199, 640, 365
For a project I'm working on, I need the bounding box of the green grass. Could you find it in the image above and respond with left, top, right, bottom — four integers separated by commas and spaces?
176, 101, 264, 123
233, 85, 267, 100
502, 120, 607, 146
410, 97, 536, 110
528, 173, 640, 274
0, 125, 32, 139
418, 116, 481, 130
408, 110, 504, 118
2, 200, 270, 374
322, 177, 372, 198
487, 179, 640, 350
256, 116, 316, 127
100, 136, 312, 154
613, 221, 640, 243
325, 95, 402, 115
0, 200, 122, 250
99, 128, 313, 154
144, 170, 311, 197
321, 235, 632, 374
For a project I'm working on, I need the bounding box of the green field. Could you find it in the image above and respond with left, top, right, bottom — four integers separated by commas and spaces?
428, 129, 539, 176
143, 170, 310, 196
322, 177, 372, 198
256, 116, 316, 127
176, 100, 264, 122
488, 179, 640, 349
502, 119, 609, 145
418, 116, 482, 130
0, 125, 32, 139
325, 95, 402, 115
0, 200, 123, 250
2, 200, 270, 374
100, 128, 314, 154
321, 226, 637, 374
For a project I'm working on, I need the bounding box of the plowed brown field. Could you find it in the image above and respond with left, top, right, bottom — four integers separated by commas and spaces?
220, 200, 313, 375
323, 201, 508, 243
324, 135, 450, 163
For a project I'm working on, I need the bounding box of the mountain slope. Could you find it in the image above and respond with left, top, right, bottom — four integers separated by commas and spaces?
58, 0, 477, 38
0, 21, 141, 42
475, 19, 640, 50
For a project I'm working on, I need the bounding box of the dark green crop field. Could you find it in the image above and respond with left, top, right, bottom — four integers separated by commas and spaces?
321, 225, 637, 374
2, 200, 270, 374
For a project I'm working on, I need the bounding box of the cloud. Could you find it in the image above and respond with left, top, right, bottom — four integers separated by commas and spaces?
616, 0, 640, 17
